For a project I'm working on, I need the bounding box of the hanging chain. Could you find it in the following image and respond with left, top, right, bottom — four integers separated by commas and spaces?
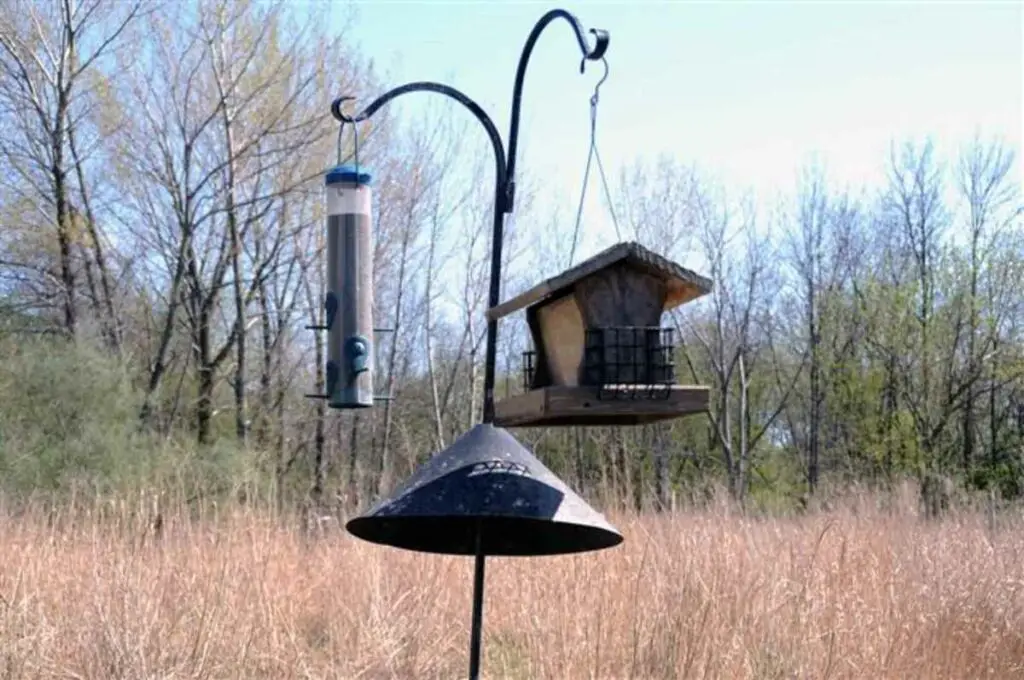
568, 57, 621, 268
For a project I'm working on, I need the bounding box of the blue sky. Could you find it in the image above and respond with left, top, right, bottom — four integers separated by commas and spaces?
330, 1, 1022, 259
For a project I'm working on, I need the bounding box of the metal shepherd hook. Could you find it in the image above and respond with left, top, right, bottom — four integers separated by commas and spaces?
327, 9, 609, 680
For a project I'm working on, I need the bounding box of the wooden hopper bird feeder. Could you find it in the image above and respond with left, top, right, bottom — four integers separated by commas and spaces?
488, 241, 713, 428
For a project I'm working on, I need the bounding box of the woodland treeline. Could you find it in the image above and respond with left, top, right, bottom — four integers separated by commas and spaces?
1, 0, 1022, 514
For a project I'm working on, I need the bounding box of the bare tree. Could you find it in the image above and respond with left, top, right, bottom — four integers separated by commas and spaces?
124, 0, 340, 442
374, 162, 421, 493
783, 161, 861, 492
955, 136, 1021, 473
298, 201, 328, 505
0, 0, 143, 341
676, 181, 802, 501
884, 139, 949, 459
423, 183, 448, 451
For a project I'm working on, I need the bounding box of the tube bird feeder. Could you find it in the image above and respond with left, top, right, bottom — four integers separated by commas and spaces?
306, 164, 377, 408
326, 164, 374, 409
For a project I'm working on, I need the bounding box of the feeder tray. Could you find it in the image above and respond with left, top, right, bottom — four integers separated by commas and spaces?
488, 241, 713, 428
346, 423, 622, 556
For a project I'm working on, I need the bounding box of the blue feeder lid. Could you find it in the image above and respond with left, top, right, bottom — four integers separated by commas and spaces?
325, 164, 373, 186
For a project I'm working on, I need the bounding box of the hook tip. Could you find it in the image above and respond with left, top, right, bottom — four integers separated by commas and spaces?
331, 96, 356, 123
588, 28, 610, 61
580, 28, 609, 76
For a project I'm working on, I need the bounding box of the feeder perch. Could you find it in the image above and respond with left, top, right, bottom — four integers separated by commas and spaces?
488, 241, 713, 428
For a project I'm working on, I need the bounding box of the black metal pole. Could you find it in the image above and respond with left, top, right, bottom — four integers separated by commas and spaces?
334, 85, 506, 680
468, 525, 486, 680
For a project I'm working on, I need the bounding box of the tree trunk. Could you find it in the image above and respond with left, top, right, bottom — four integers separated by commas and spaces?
653, 425, 669, 511
737, 352, 750, 503
574, 427, 586, 491
53, 99, 76, 339
808, 298, 821, 494
616, 429, 629, 510
348, 413, 361, 508
256, 281, 273, 447
196, 360, 214, 447
378, 210, 413, 494
67, 111, 120, 353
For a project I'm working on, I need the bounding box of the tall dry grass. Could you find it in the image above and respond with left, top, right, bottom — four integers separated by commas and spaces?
0, 490, 1022, 679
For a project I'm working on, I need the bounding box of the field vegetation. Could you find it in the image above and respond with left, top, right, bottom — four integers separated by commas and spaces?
1, 1, 1022, 677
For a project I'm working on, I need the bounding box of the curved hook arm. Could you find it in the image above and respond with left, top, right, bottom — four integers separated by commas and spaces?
330, 82, 508, 206
505, 9, 609, 214
476, 9, 609, 426
331, 84, 512, 431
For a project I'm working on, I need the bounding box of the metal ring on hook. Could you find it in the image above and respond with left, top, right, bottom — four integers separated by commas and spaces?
579, 28, 610, 73
589, 28, 610, 60
332, 97, 362, 166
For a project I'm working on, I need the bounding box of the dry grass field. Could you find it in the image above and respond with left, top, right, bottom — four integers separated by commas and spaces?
0, 490, 1022, 679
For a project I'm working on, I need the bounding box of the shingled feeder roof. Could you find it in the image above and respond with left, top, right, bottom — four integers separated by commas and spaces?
486, 241, 713, 321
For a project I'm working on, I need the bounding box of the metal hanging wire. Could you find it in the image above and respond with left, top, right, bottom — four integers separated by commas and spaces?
568, 57, 621, 268
336, 96, 361, 170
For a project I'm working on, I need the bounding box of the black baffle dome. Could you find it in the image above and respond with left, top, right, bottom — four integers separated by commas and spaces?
346, 424, 623, 556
